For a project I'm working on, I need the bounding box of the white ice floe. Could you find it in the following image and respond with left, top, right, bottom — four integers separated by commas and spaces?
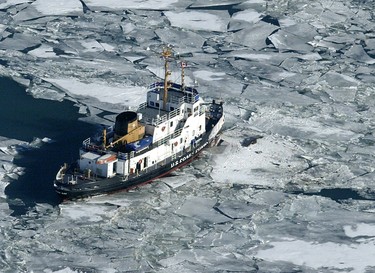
0, 0, 30, 9
45, 78, 147, 109
211, 133, 306, 187
59, 202, 117, 223
255, 239, 375, 273
344, 223, 375, 238
31, 0, 83, 15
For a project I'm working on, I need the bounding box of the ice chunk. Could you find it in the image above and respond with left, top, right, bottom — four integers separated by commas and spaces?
214, 200, 260, 219
228, 59, 298, 84
12, 0, 82, 21
79, 39, 115, 53
154, 28, 205, 54
164, 10, 230, 32
310, 39, 347, 52
325, 87, 357, 103
225, 50, 296, 65
193, 70, 226, 81
189, 0, 242, 8
268, 27, 315, 52
232, 9, 261, 23
159, 248, 256, 272
278, 17, 297, 28
323, 33, 356, 44
28, 44, 57, 58
26, 84, 66, 101
191, 68, 243, 99
225, 21, 279, 50
365, 38, 375, 51
320, 71, 359, 88
176, 197, 230, 224
2, 162, 15, 173
162, 173, 196, 189
0, 33, 40, 51
228, 8, 262, 31
345, 44, 375, 64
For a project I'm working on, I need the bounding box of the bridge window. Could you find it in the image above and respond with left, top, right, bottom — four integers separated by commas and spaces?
156, 102, 160, 108
150, 101, 155, 106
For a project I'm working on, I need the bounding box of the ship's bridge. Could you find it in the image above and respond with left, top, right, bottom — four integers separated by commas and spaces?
147, 82, 199, 110
137, 81, 200, 126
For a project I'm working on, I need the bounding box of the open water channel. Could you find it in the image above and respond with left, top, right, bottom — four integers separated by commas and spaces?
0, 76, 96, 214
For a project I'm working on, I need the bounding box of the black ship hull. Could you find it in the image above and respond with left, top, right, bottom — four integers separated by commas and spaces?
54, 133, 219, 199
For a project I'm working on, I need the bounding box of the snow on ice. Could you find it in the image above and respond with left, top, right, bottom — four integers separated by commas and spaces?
0, 0, 375, 272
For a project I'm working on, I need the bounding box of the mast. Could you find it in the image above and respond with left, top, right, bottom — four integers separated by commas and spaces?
162, 47, 172, 111
103, 128, 107, 149
181, 61, 186, 90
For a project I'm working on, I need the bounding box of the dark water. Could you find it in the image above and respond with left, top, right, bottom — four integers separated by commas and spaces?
0, 76, 96, 214
291, 188, 373, 203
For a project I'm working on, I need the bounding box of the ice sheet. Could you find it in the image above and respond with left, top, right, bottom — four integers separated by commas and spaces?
256, 239, 375, 273
84, 0, 180, 10
1, 0, 375, 272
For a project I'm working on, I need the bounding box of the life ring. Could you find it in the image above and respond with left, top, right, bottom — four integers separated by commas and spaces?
174, 142, 178, 146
